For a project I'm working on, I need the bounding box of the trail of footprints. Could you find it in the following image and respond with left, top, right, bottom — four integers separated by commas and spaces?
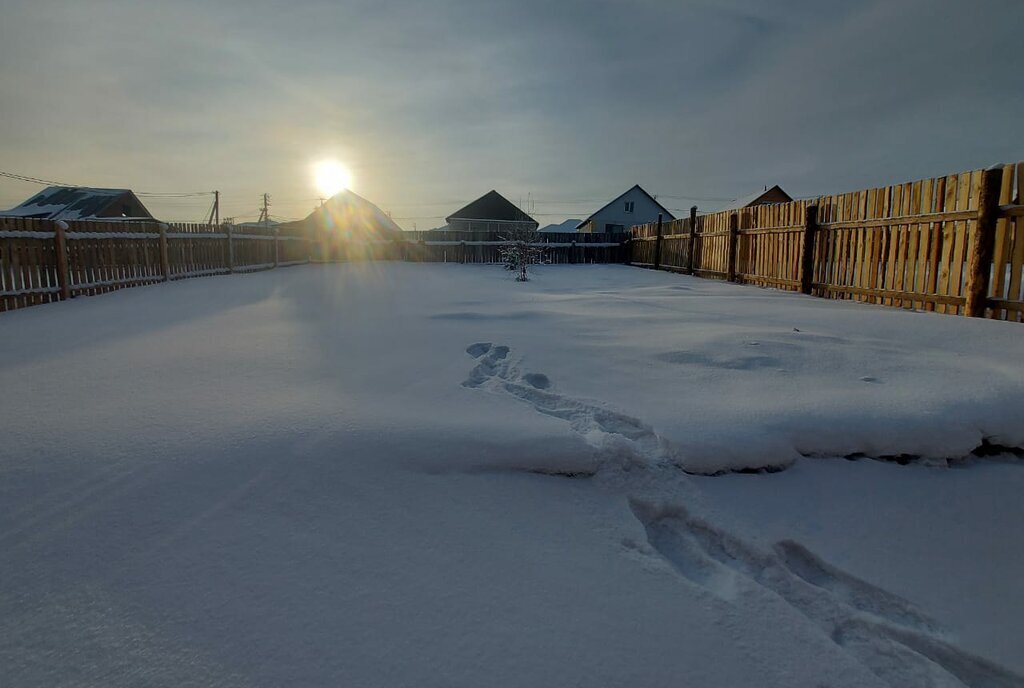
630, 501, 1024, 688
463, 342, 677, 467
463, 343, 1024, 688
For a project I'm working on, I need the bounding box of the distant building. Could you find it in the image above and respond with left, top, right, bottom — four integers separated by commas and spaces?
284, 189, 403, 240
444, 191, 538, 233
723, 185, 793, 211
576, 185, 674, 234
538, 219, 581, 233
1, 186, 154, 220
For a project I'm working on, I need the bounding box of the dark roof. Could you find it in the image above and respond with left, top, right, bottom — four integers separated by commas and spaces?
576, 185, 674, 229
723, 185, 793, 211
446, 190, 536, 224
1, 186, 154, 220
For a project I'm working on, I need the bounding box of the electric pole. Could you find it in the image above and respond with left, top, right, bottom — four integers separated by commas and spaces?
258, 193, 271, 228
207, 190, 220, 226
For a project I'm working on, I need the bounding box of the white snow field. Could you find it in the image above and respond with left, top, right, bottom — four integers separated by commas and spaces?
1, 263, 1023, 688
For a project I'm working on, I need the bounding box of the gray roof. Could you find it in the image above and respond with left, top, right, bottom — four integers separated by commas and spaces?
1, 186, 153, 220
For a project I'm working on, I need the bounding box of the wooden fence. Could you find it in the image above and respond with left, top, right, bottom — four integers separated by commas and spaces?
313, 230, 628, 264
0, 218, 312, 312
631, 163, 1024, 321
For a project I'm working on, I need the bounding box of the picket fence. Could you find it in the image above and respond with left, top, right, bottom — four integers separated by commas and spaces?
0, 219, 311, 311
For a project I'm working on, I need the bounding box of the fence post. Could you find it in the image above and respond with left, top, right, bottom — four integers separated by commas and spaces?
460, 239, 466, 264
158, 223, 171, 281
570, 240, 577, 264
726, 212, 739, 282
687, 206, 697, 274
653, 214, 664, 271
964, 165, 1004, 317
53, 220, 71, 300
226, 225, 234, 273
273, 227, 280, 268
799, 204, 819, 295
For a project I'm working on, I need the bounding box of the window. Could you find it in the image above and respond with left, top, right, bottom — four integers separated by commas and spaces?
605, 223, 625, 233
624, 201, 635, 213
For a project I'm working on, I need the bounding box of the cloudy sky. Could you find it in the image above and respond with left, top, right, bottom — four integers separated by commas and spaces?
1, 0, 1022, 228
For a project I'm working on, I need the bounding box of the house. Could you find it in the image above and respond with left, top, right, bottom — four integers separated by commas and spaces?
290, 189, 403, 240
1, 186, 154, 220
576, 185, 674, 233
538, 219, 581, 233
723, 185, 793, 211
444, 191, 538, 233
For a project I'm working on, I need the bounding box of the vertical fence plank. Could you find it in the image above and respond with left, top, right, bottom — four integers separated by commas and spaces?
726, 213, 738, 282
964, 166, 1004, 317
800, 205, 818, 294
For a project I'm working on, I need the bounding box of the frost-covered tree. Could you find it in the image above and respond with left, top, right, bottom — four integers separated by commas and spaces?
499, 226, 546, 282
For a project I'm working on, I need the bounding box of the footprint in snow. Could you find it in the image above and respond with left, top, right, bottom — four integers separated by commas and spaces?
629, 499, 1024, 688
462, 343, 678, 468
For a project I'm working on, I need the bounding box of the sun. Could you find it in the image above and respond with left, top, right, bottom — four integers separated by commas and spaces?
313, 160, 353, 197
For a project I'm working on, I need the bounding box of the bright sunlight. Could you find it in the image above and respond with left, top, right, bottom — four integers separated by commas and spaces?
313, 160, 353, 197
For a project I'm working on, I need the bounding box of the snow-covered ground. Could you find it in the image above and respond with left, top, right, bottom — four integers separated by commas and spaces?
1, 263, 1022, 687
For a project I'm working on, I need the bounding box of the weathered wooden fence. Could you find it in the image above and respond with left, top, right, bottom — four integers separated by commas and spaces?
0, 218, 312, 312
631, 163, 1024, 321
313, 231, 628, 264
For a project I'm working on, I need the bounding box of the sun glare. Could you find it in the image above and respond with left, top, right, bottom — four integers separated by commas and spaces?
314, 160, 353, 197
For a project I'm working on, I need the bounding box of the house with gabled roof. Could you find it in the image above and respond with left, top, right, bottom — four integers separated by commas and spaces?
1, 186, 154, 220
722, 185, 792, 211
576, 185, 674, 234
443, 190, 537, 233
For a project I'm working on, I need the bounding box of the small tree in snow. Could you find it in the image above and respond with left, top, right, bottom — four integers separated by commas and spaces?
499, 225, 546, 282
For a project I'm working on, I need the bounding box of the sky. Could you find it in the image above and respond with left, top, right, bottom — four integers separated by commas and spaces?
1, 0, 1022, 229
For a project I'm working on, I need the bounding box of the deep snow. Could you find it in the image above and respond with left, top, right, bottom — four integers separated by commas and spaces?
1, 263, 1022, 687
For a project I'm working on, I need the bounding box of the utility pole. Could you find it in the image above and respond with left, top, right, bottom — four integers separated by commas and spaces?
206, 190, 220, 226
258, 193, 271, 228
214, 190, 219, 226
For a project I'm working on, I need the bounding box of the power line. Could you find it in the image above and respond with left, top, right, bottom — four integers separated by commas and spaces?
0, 169, 76, 186
0, 169, 214, 197
658, 194, 736, 202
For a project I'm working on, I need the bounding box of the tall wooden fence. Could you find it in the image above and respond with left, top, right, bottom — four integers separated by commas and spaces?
631, 163, 1024, 321
313, 230, 628, 264
0, 218, 312, 312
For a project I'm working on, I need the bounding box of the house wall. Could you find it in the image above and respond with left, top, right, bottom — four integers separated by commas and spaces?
578, 188, 674, 233
98, 194, 154, 219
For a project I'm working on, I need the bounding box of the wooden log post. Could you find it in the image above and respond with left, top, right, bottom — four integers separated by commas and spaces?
799, 204, 819, 295
226, 225, 235, 273
687, 206, 698, 274
158, 223, 171, 281
726, 212, 739, 282
964, 165, 1005, 317
53, 220, 71, 300
653, 214, 664, 271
